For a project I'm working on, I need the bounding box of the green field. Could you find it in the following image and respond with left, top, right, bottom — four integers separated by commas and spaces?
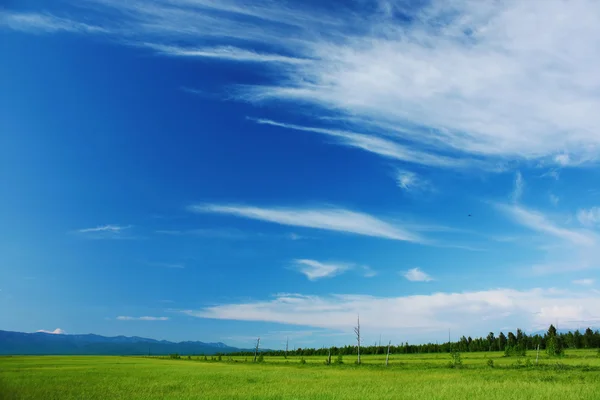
2, 350, 600, 399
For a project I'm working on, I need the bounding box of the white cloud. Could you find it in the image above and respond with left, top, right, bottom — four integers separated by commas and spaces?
573, 279, 595, 286
116, 316, 169, 321
361, 265, 377, 278
9, 1, 600, 166
396, 170, 430, 192
511, 171, 524, 202
181, 288, 600, 334
190, 204, 421, 242
403, 267, 433, 282
0, 11, 106, 33
148, 262, 185, 269
251, 118, 471, 168
549, 194, 559, 206
36, 328, 66, 334
78, 225, 131, 233
293, 259, 350, 280
577, 207, 600, 226
497, 204, 597, 246
144, 44, 309, 64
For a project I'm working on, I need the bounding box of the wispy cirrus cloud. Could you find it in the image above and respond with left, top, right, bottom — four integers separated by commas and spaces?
251, 118, 470, 168
402, 267, 433, 282
190, 204, 421, 242
181, 288, 600, 336
6, 1, 600, 166
496, 204, 597, 246
0, 11, 106, 33
78, 225, 131, 233
74, 224, 134, 240
147, 262, 185, 269
116, 316, 169, 321
577, 207, 600, 227
293, 259, 350, 280
511, 171, 524, 203
573, 278, 595, 286
144, 43, 309, 64
396, 170, 430, 192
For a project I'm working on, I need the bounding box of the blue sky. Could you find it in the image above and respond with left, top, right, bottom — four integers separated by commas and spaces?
2, 0, 600, 349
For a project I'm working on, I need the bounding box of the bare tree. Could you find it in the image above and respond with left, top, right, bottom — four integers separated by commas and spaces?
253, 337, 260, 362
285, 337, 289, 359
354, 315, 361, 365
385, 340, 391, 366
327, 347, 332, 365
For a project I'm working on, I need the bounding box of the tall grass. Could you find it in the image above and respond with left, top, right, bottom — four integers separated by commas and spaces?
1, 351, 599, 399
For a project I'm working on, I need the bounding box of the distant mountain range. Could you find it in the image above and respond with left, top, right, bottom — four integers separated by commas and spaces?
0, 330, 242, 355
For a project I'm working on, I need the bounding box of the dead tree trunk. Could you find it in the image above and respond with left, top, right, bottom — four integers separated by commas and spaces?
354, 315, 361, 365
386, 340, 391, 366
253, 337, 260, 362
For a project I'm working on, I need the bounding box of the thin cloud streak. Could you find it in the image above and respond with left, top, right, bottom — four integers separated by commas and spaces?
78, 224, 131, 233
577, 207, 600, 226
144, 43, 310, 64
0, 11, 106, 33
190, 204, 422, 242
496, 204, 597, 246
116, 316, 169, 321
293, 259, 350, 280
181, 288, 600, 333
511, 171, 524, 203
7, 1, 600, 165
251, 118, 471, 168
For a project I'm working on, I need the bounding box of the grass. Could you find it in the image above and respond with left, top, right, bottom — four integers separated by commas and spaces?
1, 350, 600, 399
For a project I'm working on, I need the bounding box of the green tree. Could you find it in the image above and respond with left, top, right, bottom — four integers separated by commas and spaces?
497, 332, 507, 351
546, 325, 564, 357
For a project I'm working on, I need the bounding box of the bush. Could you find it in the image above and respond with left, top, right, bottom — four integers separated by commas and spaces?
448, 351, 462, 368
300, 357, 306, 364
525, 358, 532, 368
257, 354, 264, 363
187, 355, 191, 360
546, 336, 564, 357
169, 353, 181, 360
487, 358, 494, 368
504, 345, 527, 357
514, 358, 522, 368
335, 354, 344, 365
203, 356, 208, 361
217, 355, 222, 362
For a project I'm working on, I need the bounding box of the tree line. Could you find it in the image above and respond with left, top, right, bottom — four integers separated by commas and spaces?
228, 325, 600, 357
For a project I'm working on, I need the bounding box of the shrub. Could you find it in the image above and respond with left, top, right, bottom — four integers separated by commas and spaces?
525, 358, 533, 368
448, 351, 462, 368
487, 358, 494, 368
257, 354, 264, 363
546, 336, 564, 357
169, 353, 181, 360
217, 355, 222, 362
300, 357, 306, 364
514, 358, 522, 368
187, 355, 191, 360
203, 356, 208, 361
335, 354, 344, 365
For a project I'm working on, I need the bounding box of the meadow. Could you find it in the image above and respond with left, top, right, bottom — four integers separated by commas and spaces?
1, 350, 600, 400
